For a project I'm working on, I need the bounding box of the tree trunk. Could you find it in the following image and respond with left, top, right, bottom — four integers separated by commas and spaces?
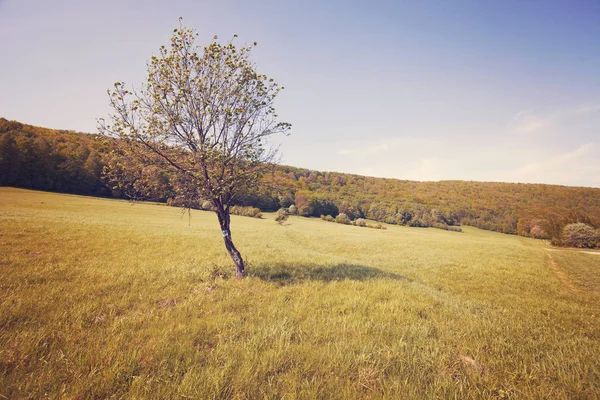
215, 205, 245, 279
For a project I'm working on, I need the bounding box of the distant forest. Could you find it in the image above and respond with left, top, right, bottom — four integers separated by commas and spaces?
2, 117, 599, 242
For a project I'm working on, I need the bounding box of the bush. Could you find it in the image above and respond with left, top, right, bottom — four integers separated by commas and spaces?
562, 223, 598, 248
367, 223, 387, 230
230, 205, 262, 219
275, 209, 288, 225
354, 218, 367, 227
432, 222, 449, 230
288, 204, 297, 215
298, 205, 312, 217
447, 226, 462, 232
335, 213, 351, 225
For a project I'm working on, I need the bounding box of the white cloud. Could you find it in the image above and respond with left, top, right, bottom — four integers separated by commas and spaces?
510, 101, 600, 135
512, 143, 597, 185
338, 141, 392, 157
405, 158, 443, 181
338, 137, 440, 159
571, 103, 600, 115
512, 110, 553, 133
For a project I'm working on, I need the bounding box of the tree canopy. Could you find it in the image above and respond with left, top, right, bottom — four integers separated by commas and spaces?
98, 21, 291, 277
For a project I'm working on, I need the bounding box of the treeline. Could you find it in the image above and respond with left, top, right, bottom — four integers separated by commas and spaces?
2, 118, 600, 244
0, 118, 109, 195
260, 167, 600, 241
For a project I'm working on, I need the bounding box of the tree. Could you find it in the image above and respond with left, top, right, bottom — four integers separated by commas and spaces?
275, 208, 288, 225
562, 223, 598, 248
99, 20, 291, 278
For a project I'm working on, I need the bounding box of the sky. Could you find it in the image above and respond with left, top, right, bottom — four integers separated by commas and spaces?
1, 0, 599, 187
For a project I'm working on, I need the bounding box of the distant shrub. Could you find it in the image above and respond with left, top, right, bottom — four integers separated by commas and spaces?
230, 205, 262, 219
298, 205, 312, 217
275, 209, 288, 225
325, 215, 334, 222
561, 223, 598, 248
335, 213, 351, 225
432, 222, 449, 230
367, 223, 387, 230
354, 218, 367, 227
288, 204, 297, 215
447, 226, 462, 232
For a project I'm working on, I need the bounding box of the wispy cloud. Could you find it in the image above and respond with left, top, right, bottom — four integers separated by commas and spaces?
338, 137, 440, 159
571, 103, 600, 115
512, 110, 553, 133
511, 101, 600, 134
513, 143, 597, 185
338, 141, 394, 157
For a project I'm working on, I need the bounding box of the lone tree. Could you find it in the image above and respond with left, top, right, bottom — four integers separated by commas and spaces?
99, 21, 290, 278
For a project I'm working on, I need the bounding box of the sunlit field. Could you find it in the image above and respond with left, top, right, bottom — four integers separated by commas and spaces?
1, 187, 599, 399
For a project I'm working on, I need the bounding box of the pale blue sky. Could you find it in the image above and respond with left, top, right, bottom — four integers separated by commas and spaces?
1, 0, 599, 187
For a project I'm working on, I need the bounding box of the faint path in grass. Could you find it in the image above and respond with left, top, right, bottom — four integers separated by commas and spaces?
546, 248, 600, 256
581, 251, 600, 256
545, 251, 580, 295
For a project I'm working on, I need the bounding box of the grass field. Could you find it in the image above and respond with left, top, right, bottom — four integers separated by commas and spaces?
1, 187, 599, 399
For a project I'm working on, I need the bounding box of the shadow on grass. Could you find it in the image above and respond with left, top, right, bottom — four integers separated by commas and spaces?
249, 262, 411, 284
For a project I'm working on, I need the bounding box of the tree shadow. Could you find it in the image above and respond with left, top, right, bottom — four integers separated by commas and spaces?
249, 262, 412, 284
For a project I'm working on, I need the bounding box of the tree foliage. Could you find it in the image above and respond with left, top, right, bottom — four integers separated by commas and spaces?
98, 21, 290, 278
561, 223, 599, 248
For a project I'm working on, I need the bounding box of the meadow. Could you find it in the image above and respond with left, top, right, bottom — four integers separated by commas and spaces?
1, 187, 599, 399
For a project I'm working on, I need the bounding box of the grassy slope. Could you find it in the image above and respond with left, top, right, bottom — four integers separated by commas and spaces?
1, 187, 599, 399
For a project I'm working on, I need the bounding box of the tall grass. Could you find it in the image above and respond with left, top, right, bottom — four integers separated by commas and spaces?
1, 188, 599, 399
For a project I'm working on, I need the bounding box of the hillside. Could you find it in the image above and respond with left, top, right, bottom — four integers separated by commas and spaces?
1, 117, 600, 241
1, 188, 599, 398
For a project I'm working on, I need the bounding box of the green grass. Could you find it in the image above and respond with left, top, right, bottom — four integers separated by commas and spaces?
1, 187, 599, 399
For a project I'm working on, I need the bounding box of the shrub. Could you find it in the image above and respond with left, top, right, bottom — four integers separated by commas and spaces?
320, 214, 335, 222
275, 209, 288, 225
288, 204, 297, 215
298, 205, 312, 217
230, 205, 262, 219
432, 222, 449, 230
335, 213, 351, 225
367, 223, 387, 230
562, 223, 598, 248
447, 226, 462, 232
354, 218, 367, 227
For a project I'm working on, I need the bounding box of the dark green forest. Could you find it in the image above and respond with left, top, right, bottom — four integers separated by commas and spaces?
2, 117, 599, 242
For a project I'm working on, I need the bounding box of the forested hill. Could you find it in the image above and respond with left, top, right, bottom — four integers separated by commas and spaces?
1, 117, 599, 241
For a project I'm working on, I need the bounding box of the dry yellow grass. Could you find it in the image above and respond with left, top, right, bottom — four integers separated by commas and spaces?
1, 187, 599, 399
